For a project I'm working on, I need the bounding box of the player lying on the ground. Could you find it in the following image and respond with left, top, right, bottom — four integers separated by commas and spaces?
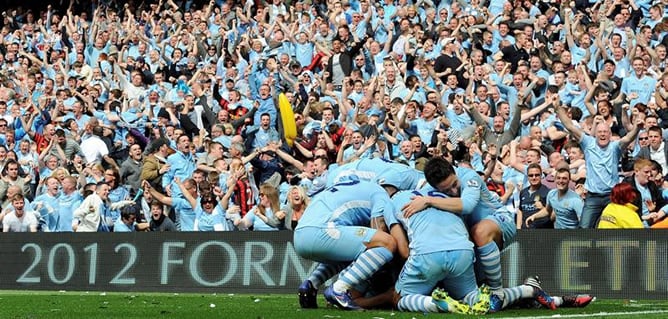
326, 157, 426, 189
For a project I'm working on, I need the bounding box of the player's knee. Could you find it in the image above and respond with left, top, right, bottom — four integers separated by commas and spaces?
383, 234, 397, 253
378, 232, 397, 252
471, 222, 496, 247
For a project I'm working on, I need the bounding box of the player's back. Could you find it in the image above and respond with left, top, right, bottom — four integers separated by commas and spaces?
328, 158, 424, 190
298, 178, 392, 228
359, 158, 425, 190
388, 190, 473, 255
326, 160, 370, 186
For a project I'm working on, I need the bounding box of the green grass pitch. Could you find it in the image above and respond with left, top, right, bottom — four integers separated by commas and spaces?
1, 291, 668, 318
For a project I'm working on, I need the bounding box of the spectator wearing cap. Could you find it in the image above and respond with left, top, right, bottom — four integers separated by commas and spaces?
601, 36, 632, 79
217, 76, 236, 101
597, 59, 622, 98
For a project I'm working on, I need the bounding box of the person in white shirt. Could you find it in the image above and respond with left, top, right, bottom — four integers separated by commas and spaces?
80, 125, 110, 165
2, 193, 37, 232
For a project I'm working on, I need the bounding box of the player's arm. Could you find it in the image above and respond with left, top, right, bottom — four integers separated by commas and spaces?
403, 183, 482, 218
371, 216, 389, 233
390, 224, 409, 260
402, 196, 463, 218
508, 140, 527, 173
499, 182, 515, 204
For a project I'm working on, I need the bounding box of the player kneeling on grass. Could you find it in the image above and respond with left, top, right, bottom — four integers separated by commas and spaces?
294, 176, 398, 310
402, 157, 558, 312
380, 182, 490, 315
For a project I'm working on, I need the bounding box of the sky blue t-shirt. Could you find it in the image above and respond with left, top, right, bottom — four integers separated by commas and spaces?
547, 189, 583, 229
385, 190, 473, 255
297, 179, 393, 228
580, 135, 622, 194
621, 75, 657, 107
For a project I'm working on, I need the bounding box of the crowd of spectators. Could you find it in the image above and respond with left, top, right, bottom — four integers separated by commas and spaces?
0, 0, 667, 232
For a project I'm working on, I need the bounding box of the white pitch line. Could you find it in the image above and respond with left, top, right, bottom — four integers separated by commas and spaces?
494, 309, 668, 319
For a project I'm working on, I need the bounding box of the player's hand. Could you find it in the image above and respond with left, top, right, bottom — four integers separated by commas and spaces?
505, 182, 515, 194
402, 195, 429, 218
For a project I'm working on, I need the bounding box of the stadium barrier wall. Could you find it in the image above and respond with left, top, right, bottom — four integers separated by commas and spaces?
0, 230, 666, 299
